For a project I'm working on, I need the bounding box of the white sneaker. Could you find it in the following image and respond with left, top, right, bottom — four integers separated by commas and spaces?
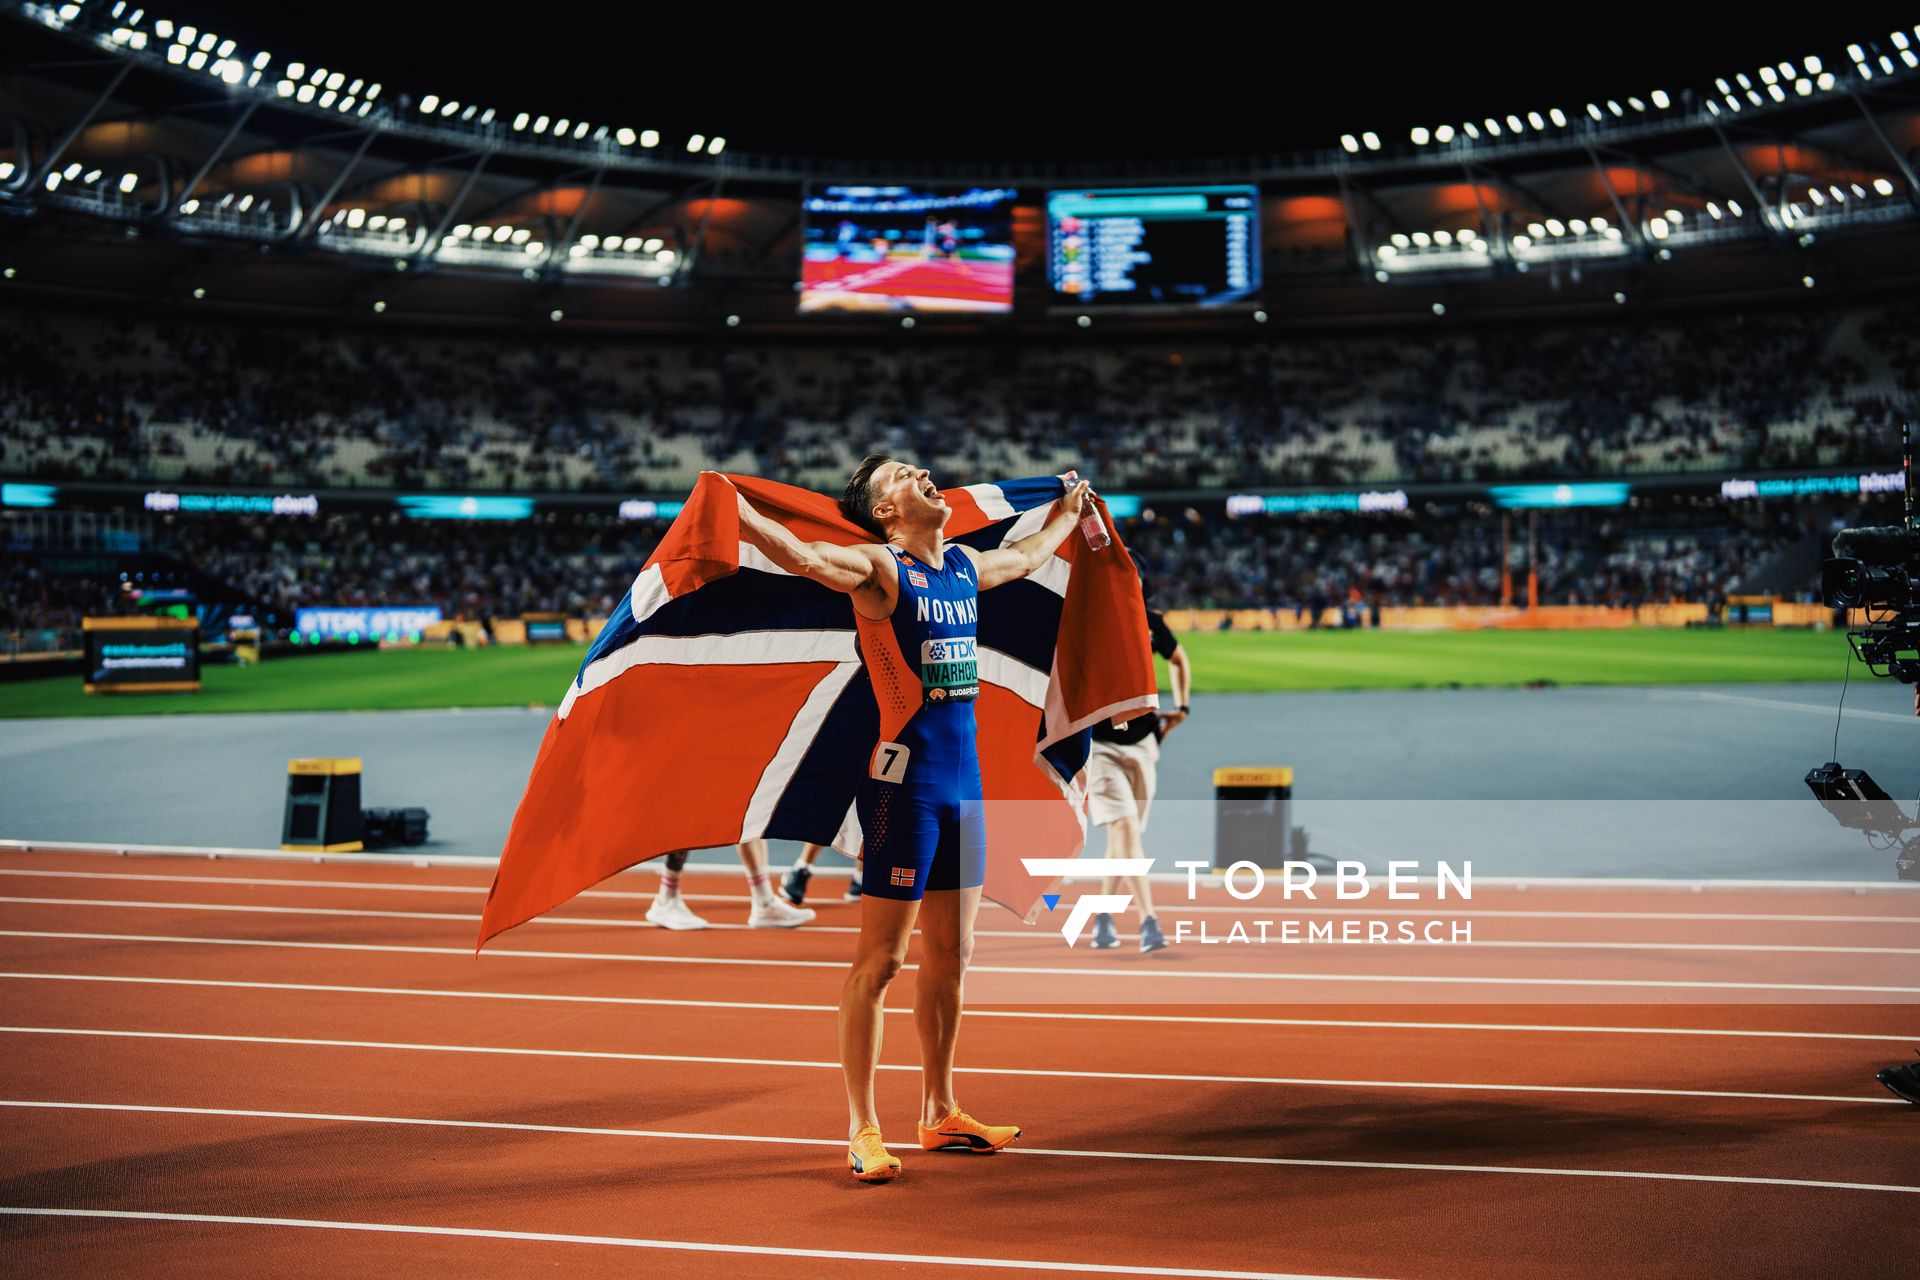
748, 897, 816, 929
646, 895, 709, 930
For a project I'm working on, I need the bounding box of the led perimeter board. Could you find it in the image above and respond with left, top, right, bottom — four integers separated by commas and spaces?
801, 186, 1017, 314
1047, 186, 1260, 310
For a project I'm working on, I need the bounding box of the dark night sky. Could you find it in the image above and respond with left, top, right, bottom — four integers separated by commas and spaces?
161, 5, 1920, 161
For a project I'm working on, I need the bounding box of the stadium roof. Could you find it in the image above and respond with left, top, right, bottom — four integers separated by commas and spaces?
1, 1, 1916, 333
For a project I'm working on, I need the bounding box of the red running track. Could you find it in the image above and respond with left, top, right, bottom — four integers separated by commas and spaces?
0, 848, 1917, 1278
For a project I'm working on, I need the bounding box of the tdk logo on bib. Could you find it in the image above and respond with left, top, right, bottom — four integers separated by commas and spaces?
920, 636, 979, 702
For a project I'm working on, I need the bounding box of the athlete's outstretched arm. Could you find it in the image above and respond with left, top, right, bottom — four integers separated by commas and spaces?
736, 492, 880, 595
963, 480, 1093, 591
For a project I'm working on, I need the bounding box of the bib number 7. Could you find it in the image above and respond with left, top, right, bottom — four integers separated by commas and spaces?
869, 740, 911, 783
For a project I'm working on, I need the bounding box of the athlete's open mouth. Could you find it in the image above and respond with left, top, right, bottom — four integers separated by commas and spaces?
922, 482, 940, 499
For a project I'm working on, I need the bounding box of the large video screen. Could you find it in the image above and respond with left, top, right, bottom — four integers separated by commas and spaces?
801, 186, 1017, 314
1047, 186, 1260, 310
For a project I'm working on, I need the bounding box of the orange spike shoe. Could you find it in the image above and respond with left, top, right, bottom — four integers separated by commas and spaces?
847, 1125, 902, 1182
917, 1107, 1021, 1153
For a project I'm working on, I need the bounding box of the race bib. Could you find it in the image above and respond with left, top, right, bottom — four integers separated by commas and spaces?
871, 741, 911, 782
920, 637, 978, 703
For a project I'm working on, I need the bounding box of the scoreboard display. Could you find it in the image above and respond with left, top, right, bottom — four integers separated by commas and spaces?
82, 616, 200, 694
1047, 186, 1260, 310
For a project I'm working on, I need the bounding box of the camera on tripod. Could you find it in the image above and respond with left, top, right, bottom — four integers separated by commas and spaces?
1822, 525, 1920, 681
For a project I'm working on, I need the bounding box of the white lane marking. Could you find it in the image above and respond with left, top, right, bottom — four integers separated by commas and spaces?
2, 1026, 1896, 1107
6, 1102, 1917, 1196
4, 869, 1917, 926
3, 930, 1918, 993
1650, 690, 1920, 724
7, 973, 1914, 1043
5, 897, 1915, 956
0, 1206, 1355, 1279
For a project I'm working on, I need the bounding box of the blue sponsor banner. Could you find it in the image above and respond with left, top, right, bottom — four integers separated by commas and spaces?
1487, 482, 1631, 509
396, 495, 535, 520
1, 483, 58, 508
1226, 490, 1410, 517
617, 499, 687, 520
296, 607, 444, 639
1721, 471, 1903, 500
1102, 493, 1143, 518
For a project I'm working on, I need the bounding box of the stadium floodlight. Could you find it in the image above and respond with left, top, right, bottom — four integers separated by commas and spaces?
452, 224, 472, 239
1627, 96, 1645, 112
1569, 218, 1587, 235
1706, 202, 1722, 218
441, 100, 460, 117
1897, 30, 1912, 49
708, 136, 726, 155
511, 228, 531, 245
1665, 209, 1683, 224
1768, 84, 1785, 102
1076, 314, 1092, 328
222, 61, 245, 85
198, 32, 217, 52
192, 287, 205, 299
1648, 217, 1669, 239
464, 106, 479, 122
1411, 231, 1431, 247
1590, 214, 1609, 229
155, 18, 173, 37
1483, 117, 1500, 136
655, 248, 677, 264
237, 193, 253, 211
179, 198, 198, 213
62, 163, 81, 179
1527, 111, 1544, 129
687, 133, 706, 152
1803, 275, 1815, 288
1606, 100, 1622, 116
1545, 218, 1566, 236
554, 117, 570, 135
1435, 125, 1455, 143
310, 66, 328, 84
1613, 291, 1626, 304
1805, 55, 1822, 75
82, 168, 101, 184
622, 236, 642, 252
549, 310, 563, 322
390, 216, 406, 230
1875, 178, 1896, 196
472, 225, 493, 240
44, 173, 59, 190
580, 233, 599, 249
1506, 114, 1523, 132
1831, 185, 1847, 202
1431, 302, 1445, 316
1434, 229, 1453, 246
726, 314, 740, 327
326, 71, 343, 90
319, 91, 336, 108
492, 225, 512, 243
534, 115, 550, 133
0, 162, 12, 179
1390, 232, 1410, 248
1340, 134, 1359, 153
1526, 221, 1544, 238
296, 84, 315, 102
1796, 79, 1812, 96
1378, 245, 1398, 259
373, 301, 386, 313
1650, 90, 1669, 109
514, 113, 530, 130
285, 60, 304, 78
1586, 102, 1602, 120
1410, 126, 1430, 145
347, 207, 366, 228
573, 121, 590, 139
567, 243, 586, 258
1906, 50, 1920, 69
1374, 269, 1390, 282
1462, 122, 1480, 139
367, 214, 385, 230
420, 94, 439, 113
165, 43, 184, 64
524, 241, 543, 255
1848, 42, 1865, 62
1759, 66, 1777, 85
643, 237, 663, 253
1603, 226, 1622, 241
616, 127, 636, 145
1362, 131, 1381, 150
640, 129, 659, 147
367, 84, 381, 100
1728, 198, 1743, 216
1549, 107, 1566, 126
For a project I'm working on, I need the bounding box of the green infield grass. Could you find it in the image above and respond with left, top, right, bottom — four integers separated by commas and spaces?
0, 627, 1851, 717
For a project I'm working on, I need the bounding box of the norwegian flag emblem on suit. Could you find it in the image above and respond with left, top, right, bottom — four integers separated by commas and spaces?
476, 471, 1159, 949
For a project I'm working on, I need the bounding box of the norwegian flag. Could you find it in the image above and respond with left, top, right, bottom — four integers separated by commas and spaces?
477, 471, 1158, 949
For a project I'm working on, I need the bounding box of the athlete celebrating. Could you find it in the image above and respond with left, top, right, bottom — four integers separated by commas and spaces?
736, 456, 1093, 1182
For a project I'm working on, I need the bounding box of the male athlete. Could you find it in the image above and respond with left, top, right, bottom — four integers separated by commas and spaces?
736, 456, 1094, 1181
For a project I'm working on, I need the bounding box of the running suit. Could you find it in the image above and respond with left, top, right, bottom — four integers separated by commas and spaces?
854, 544, 987, 900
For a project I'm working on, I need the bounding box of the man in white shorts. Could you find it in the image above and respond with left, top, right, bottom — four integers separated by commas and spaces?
1087, 589, 1189, 953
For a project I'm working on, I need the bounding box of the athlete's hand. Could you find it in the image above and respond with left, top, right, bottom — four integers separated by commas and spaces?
1157, 709, 1188, 738
1060, 480, 1092, 518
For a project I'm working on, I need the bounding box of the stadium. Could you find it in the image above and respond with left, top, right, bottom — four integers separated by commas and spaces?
3, 1, 1920, 1274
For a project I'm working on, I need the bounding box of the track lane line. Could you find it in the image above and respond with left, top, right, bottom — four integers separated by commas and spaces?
4, 930, 1917, 993
4, 895, 1917, 953
0, 1025, 1898, 1106
6, 973, 1913, 1041
0, 1206, 1359, 1279
5, 1101, 1915, 1195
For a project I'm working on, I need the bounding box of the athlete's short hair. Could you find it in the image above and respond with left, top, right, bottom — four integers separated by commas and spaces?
841, 453, 892, 538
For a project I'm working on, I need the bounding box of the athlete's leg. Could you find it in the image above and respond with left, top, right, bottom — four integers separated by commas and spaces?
646, 850, 707, 930
913, 884, 981, 1126
842, 893, 919, 1138
739, 838, 813, 927
1106, 816, 1157, 921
